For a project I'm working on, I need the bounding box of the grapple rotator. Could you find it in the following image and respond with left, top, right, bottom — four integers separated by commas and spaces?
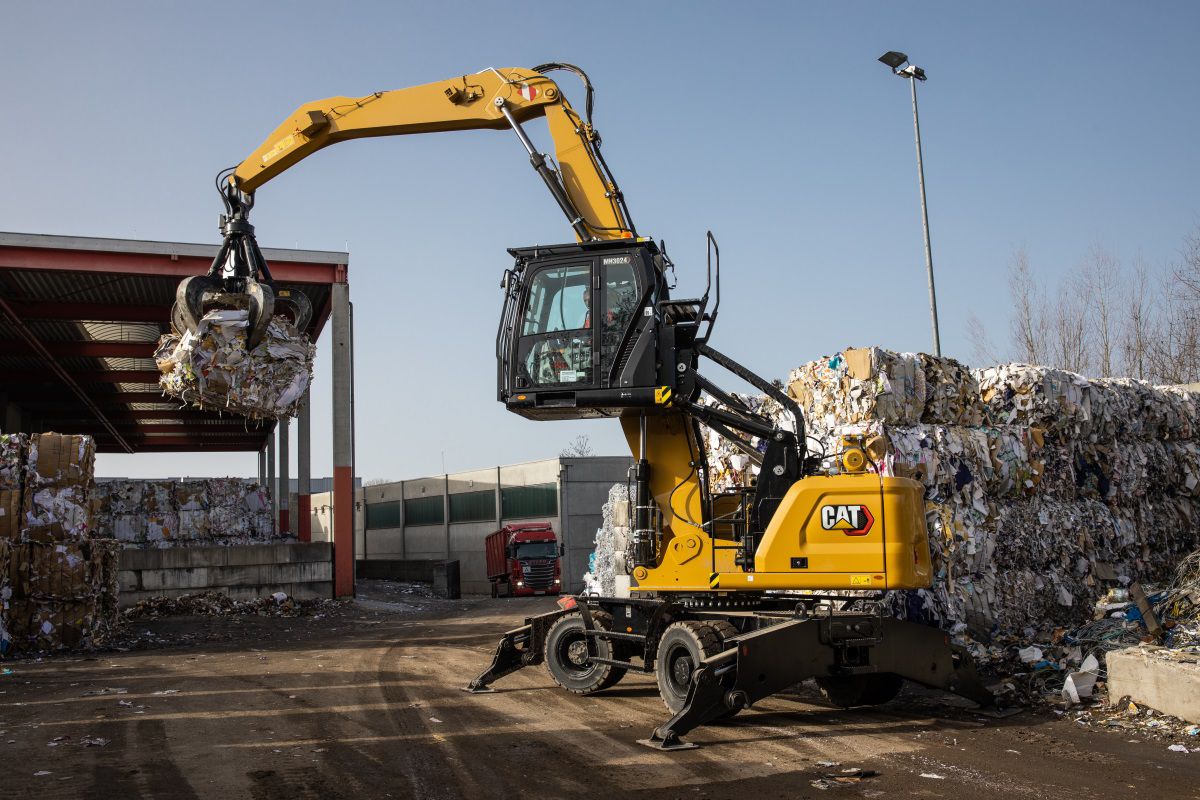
172, 177, 311, 349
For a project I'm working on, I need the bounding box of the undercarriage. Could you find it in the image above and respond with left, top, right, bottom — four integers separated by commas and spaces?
465, 593, 994, 749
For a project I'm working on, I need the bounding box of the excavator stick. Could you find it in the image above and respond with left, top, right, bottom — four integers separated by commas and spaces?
641, 613, 995, 750
462, 608, 567, 693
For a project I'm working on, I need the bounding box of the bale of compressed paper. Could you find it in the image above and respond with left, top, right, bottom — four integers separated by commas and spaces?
697, 347, 1200, 661
582, 484, 630, 596
0, 538, 11, 655
154, 309, 314, 420
0, 433, 26, 540
21, 433, 95, 541
2, 538, 121, 653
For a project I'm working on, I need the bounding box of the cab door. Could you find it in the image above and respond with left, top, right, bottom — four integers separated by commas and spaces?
513, 261, 597, 391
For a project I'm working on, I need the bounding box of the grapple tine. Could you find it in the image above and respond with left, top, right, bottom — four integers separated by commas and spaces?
174, 274, 224, 334
274, 288, 313, 333
245, 281, 275, 350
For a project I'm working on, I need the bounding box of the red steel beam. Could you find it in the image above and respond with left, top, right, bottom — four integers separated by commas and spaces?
0, 370, 161, 383
96, 441, 266, 453
0, 247, 345, 285
59, 424, 262, 435
13, 301, 167, 322
0, 296, 133, 453
0, 340, 158, 358
5, 391, 174, 404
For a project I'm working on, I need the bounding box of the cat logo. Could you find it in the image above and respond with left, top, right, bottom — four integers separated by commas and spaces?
820, 504, 874, 536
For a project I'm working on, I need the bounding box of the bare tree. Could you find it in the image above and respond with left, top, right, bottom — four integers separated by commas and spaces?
560, 434, 595, 458
1080, 245, 1121, 377
965, 312, 999, 365
364, 478, 394, 486
1120, 258, 1155, 381
1008, 248, 1049, 364
1050, 271, 1092, 374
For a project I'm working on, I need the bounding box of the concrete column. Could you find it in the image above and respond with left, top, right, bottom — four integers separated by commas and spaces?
443, 473, 451, 558
278, 418, 291, 535
257, 445, 266, 486
331, 282, 355, 598
297, 389, 312, 542
266, 428, 277, 535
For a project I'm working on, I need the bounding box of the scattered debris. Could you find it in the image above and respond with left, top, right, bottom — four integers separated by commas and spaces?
124, 591, 342, 620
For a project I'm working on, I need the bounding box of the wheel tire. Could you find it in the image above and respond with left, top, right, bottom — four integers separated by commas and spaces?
705, 620, 743, 721
655, 620, 724, 714
545, 611, 626, 695
816, 673, 903, 708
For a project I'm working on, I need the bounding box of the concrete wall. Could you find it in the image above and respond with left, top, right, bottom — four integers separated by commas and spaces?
352, 457, 632, 596
117, 542, 333, 608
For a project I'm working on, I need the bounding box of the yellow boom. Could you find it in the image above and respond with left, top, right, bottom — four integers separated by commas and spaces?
230, 66, 634, 242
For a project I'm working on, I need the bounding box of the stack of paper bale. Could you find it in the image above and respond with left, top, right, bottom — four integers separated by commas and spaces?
582, 484, 631, 597
154, 309, 315, 420
206, 478, 275, 543
0, 433, 121, 655
698, 347, 1200, 661
91, 477, 277, 548
0, 434, 25, 540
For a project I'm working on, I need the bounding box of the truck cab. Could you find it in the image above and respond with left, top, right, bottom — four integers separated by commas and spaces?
486, 523, 563, 597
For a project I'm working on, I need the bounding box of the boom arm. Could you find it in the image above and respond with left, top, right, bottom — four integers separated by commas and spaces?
230, 66, 635, 242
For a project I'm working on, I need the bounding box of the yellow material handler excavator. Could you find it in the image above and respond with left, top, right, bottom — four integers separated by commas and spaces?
174, 64, 994, 750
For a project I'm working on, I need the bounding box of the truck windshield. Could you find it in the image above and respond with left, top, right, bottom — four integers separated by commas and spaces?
515, 542, 557, 559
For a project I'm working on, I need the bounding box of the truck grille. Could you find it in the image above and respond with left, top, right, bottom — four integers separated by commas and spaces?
520, 559, 556, 590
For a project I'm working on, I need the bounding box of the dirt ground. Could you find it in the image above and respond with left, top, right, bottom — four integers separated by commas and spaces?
2, 585, 1199, 800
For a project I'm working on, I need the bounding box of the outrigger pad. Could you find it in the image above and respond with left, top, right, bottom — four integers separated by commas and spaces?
637, 733, 699, 751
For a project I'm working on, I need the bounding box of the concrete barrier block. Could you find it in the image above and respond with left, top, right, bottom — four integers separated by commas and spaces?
140, 567, 211, 591
117, 570, 141, 593
1108, 646, 1200, 724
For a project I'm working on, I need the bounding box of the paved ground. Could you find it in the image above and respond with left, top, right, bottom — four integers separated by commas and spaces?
2, 589, 1199, 799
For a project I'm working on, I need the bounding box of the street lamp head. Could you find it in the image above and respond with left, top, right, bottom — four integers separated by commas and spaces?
878, 50, 908, 70
900, 64, 927, 81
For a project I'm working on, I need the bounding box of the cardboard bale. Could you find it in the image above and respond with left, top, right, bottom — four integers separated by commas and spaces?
25, 433, 95, 489
0, 433, 27, 490
0, 538, 11, 655
0, 489, 20, 540
22, 484, 92, 538
155, 309, 315, 420
3, 538, 121, 654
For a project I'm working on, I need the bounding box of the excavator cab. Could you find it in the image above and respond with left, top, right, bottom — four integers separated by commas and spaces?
499, 239, 696, 420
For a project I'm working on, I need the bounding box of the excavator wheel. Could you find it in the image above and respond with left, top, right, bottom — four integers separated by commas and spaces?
545, 611, 625, 695
815, 673, 904, 708
655, 620, 727, 714
703, 619, 744, 721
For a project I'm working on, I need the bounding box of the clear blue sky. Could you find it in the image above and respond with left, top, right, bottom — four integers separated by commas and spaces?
3, 1, 1198, 480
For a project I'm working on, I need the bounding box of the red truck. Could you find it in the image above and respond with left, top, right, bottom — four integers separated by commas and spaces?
485, 523, 563, 597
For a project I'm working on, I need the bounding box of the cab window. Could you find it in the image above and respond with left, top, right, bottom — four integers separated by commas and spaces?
523, 264, 590, 335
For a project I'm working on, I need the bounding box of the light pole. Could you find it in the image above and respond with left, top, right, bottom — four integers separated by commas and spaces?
878, 50, 941, 357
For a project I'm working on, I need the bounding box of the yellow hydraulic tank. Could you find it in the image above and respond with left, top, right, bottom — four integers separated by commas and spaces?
748, 473, 932, 591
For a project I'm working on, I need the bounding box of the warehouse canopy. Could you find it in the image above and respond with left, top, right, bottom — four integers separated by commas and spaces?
0, 232, 348, 453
